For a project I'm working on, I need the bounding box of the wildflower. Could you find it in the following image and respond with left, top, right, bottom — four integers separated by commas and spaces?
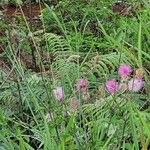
106, 79, 119, 94
119, 83, 128, 93
118, 64, 132, 78
76, 79, 88, 92
135, 68, 144, 79
98, 85, 105, 98
69, 97, 79, 112
53, 87, 64, 101
82, 91, 90, 102
128, 78, 144, 92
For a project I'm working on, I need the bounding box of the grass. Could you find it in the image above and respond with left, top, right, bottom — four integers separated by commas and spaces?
0, 0, 150, 149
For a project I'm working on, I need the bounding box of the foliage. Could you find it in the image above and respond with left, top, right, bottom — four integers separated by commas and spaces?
0, 0, 150, 149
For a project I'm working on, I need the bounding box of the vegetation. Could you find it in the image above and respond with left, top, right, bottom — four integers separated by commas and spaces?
0, 0, 150, 149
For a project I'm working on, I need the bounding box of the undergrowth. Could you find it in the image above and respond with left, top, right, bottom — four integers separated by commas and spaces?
0, 0, 150, 150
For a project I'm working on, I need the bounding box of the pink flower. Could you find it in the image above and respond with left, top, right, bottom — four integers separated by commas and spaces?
53, 87, 64, 101
76, 79, 88, 92
118, 64, 132, 78
128, 78, 144, 92
106, 79, 119, 94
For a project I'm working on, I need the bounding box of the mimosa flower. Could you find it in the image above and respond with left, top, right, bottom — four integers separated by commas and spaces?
128, 78, 144, 92
76, 79, 88, 92
118, 64, 132, 78
53, 87, 64, 101
106, 79, 119, 94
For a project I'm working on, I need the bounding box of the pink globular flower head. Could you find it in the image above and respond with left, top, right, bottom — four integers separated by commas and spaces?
76, 79, 88, 92
53, 86, 64, 101
128, 78, 144, 92
118, 64, 132, 78
106, 79, 119, 94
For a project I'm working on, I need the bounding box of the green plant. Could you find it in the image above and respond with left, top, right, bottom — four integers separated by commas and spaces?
0, 0, 150, 149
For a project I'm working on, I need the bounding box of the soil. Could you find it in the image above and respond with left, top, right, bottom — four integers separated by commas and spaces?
111, 2, 141, 17
1, 4, 44, 18
0, 3, 46, 73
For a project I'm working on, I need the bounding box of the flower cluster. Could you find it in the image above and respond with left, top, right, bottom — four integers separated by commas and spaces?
53, 64, 145, 105
106, 64, 145, 95
53, 78, 88, 112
